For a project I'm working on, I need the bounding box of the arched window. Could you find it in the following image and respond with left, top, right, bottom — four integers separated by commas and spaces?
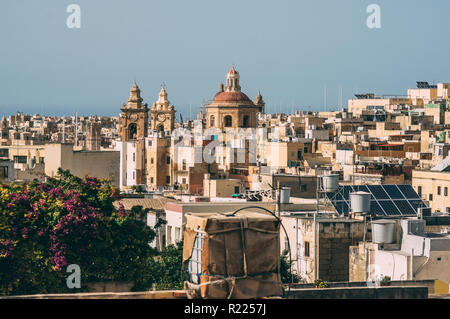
243, 115, 249, 128
128, 123, 137, 140
224, 115, 232, 127
210, 115, 215, 127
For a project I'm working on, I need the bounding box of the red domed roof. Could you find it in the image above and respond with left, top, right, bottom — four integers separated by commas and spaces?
213, 91, 252, 103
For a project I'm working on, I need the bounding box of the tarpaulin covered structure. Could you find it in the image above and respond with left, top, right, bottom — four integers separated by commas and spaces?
183, 211, 283, 299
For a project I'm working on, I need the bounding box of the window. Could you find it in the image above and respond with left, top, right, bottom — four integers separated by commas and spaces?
0, 149, 8, 157
417, 186, 422, 197
304, 146, 308, 154
133, 152, 135, 162
243, 115, 249, 128
128, 123, 137, 140
175, 227, 181, 242
224, 115, 232, 127
166, 176, 170, 184
300, 184, 307, 192
148, 140, 152, 147
133, 171, 135, 180
210, 115, 215, 127
150, 177, 154, 184
429, 194, 433, 201
297, 149, 302, 160
445, 187, 448, 197
182, 159, 187, 170
438, 186, 441, 196
39, 157, 44, 164
151, 158, 154, 164
0, 166, 8, 179
13, 156, 27, 164
166, 156, 170, 164
234, 186, 240, 194
304, 241, 310, 257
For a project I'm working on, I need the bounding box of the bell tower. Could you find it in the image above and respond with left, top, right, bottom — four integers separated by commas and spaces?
225, 66, 241, 92
150, 86, 176, 133
120, 82, 149, 141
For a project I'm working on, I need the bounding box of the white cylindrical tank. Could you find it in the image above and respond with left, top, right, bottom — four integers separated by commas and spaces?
321, 174, 339, 192
372, 220, 396, 244
280, 187, 291, 204
350, 191, 371, 213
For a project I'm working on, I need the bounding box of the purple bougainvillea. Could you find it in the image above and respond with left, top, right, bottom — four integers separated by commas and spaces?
0, 169, 156, 295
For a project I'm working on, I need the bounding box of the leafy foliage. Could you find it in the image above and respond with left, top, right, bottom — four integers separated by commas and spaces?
147, 241, 188, 290
314, 279, 330, 288
280, 249, 301, 284
0, 169, 157, 295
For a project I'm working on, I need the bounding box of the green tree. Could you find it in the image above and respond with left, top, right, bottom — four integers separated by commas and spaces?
280, 249, 300, 284
0, 169, 158, 295
148, 241, 188, 290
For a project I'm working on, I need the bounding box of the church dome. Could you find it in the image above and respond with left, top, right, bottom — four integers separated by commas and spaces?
213, 91, 252, 103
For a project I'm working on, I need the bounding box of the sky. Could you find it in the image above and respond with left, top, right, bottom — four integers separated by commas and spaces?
1, 0, 450, 119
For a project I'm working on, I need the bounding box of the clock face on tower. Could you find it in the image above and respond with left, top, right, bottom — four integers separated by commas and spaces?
130, 113, 138, 121
157, 113, 166, 122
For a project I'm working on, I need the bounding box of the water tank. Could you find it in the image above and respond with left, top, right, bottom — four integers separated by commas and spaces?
372, 220, 396, 244
280, 187, 291, 204
321, 174, 339, 192
350, 191, 371, 213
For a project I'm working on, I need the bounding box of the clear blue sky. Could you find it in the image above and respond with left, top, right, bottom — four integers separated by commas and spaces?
1, 0, 449, 119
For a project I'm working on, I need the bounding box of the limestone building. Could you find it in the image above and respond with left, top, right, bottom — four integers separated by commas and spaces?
150, 86, 176, 133
120, 83, 149, 141
117, 83, 177, 190
205, 67, 264, 130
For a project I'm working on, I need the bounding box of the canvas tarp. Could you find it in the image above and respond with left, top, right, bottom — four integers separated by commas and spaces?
182, 211, 283, 299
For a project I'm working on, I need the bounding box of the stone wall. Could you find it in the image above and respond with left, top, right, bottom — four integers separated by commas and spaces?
286, 286, 427, 299
318, 221, 365, 282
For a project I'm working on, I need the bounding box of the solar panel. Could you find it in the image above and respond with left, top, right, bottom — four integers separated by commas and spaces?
409, 199, 427, 211
354, 185, 370, 193
397, 185, 421, 199
392, 200, 416, 215
343, 186, 353, 198
367, 185, 390, 199
324, 184, 425, 217
381, 185, 404, 199
369, 200, 384, 215
379, 200, 401, 215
